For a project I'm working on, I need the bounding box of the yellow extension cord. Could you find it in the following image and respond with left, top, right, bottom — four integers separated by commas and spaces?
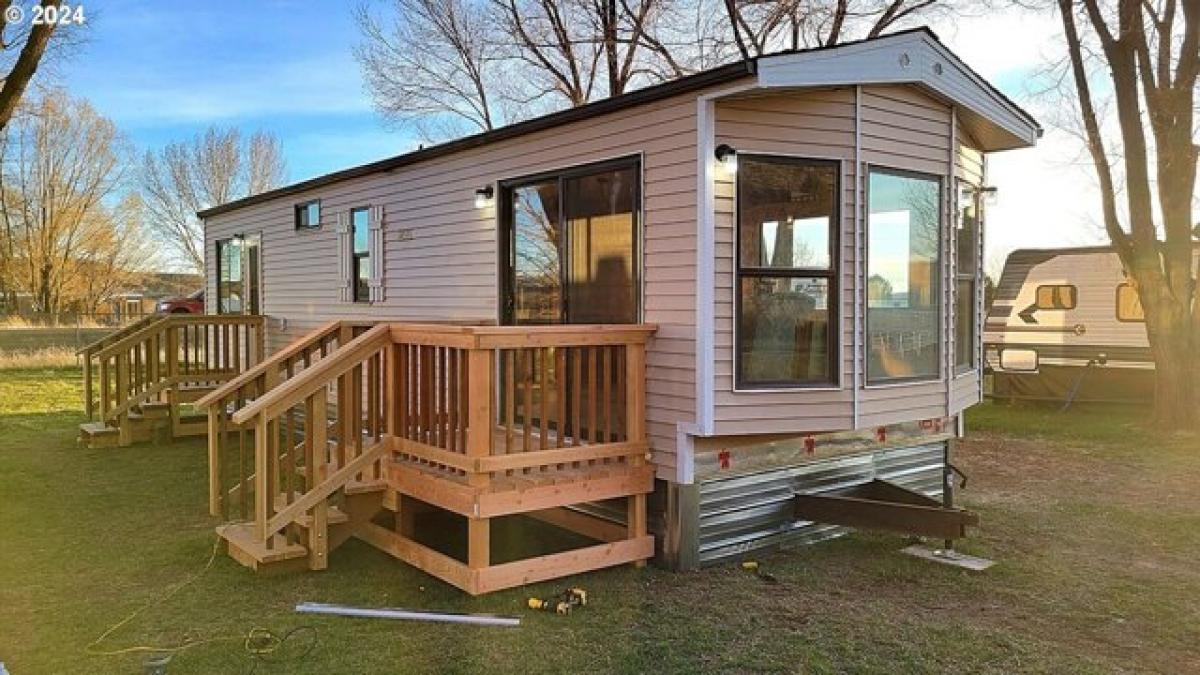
85, 536, 297, 660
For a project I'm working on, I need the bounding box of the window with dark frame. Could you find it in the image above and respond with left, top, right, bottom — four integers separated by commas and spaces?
735, 155, 839, 388
1035, 284, 1077, 310
866, 167, 942, 384
295, 200, 320, 230
1115, 283, 1144, 322
501, 157, 640, 326
955, 183, 980, 373
351, 207, 370, 302
215, 238, 243, 314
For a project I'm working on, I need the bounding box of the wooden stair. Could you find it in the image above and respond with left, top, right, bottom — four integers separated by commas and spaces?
218, 480, 387, 573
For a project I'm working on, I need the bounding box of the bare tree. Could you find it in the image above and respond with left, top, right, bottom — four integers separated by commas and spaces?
141, 128, 286, 273
1055, 0, 1198, 428
0, 1, 67, 131
355, 0, 506, 139
0, 89, 150, 315
721, 0, 944, 55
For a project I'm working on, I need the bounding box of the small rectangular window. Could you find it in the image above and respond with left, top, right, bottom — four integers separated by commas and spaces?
1116, 283, 1144, 322
295, 200, 321, 230
1035, 284, 1077, 310
736, 155, 839, 388
955, 183, 981, 372
351, 207, 370, 302
867, 168, 942, 384
999, 348, 1038, 372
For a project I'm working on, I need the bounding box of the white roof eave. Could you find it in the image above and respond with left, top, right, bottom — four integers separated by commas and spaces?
755, 31, 1040, 152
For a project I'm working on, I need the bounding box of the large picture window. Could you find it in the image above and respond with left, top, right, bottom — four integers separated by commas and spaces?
351, 207, 370, 302
867, 168, 942, 383
502, 157, 639, 325
215, 238, 243, 314
736, 156, 838, 388
955, 183, 980, 372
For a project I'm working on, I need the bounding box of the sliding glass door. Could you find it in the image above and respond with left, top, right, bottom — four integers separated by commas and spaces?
502, 158, 639, 326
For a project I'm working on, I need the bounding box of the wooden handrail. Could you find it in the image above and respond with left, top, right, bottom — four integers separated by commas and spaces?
195, 319, 343, 411
77, 314, 165, 356
93, 314, 263, 361
232, 323, 392, 425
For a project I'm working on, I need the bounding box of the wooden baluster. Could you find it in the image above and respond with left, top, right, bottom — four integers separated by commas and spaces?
421, 346, 432, 446
447, 348, 458, 453
398, 344, 409, 441
617, 347, 627, 441
432, 347, 442, 449
625, 340, 647, 566
238, 404, 248, 521
588, 347, 598, 446
116, 352, 131, 446
556, 348, 566, 450
571, 349, 582, 451
100, 358, 110, 421
504, 350, 515, 454
458, 349, 468, 455
539, 348, 549, 452
602, 346, 612, 445
521, 349, 532, 453
232, 323, 241, 373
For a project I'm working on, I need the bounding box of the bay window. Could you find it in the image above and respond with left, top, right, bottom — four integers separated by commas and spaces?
866, 168, 942, 383
736, 156, 839, 388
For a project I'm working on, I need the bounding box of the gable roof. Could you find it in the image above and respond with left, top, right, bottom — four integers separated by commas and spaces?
200, 26, 1037, 219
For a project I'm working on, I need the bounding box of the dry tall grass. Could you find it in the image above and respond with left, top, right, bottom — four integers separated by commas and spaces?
0, 315, 106, 329
0, 346, 79, 369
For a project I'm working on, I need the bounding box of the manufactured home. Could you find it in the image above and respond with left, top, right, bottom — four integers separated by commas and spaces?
79, 28, 1039, 594
985, 245, 1198, 404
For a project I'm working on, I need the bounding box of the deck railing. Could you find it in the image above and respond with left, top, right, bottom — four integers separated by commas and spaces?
80, 314, 166, 419
87, 315, 265, 432
197, 320, 374, 519
215, 323, 655, 552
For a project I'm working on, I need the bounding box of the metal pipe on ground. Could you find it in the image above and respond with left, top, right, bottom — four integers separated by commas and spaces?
295, 602, 521, 627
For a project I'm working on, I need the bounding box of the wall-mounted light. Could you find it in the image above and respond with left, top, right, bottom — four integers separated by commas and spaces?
474, 185, 494, 209
715, 144, 737, 174
980, 185, 999, 206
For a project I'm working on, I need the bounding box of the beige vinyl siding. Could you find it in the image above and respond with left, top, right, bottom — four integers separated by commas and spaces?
204, 81, 747, 481
712, 88, 857, 434
951, 119, 985, 412
709, 84, 961, 435
857, 85, 954, 428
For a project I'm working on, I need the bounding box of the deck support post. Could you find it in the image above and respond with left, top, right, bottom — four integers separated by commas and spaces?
207, 408, 221, 516
466, 347, 494, 586
625, 342, 648, 567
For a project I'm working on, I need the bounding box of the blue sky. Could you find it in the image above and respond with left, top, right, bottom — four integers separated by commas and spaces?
56, 2, 1100, 273
60, 0, 411, 182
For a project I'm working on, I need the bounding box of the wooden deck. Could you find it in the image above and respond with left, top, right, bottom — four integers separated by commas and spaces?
200, 321, 657, 594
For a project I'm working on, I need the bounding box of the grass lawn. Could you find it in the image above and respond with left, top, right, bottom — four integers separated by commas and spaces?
1, 368, 1197, 674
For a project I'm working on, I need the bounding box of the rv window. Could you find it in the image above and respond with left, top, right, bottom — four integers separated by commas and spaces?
351, 207, 370, 302
736, 156, 839, 388
999, 348, 1038, 372
1115, 283, 1144, 322
215, 238, 244, 314
1035, 284, 1077, 310
955, 183, 981, 372
867, 168, 942, 384
295, 200, 320, 230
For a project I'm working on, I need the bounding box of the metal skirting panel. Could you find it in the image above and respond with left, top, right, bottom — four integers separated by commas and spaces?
697, 443, 946, 565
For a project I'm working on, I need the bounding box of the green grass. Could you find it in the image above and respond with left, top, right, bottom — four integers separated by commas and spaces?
1, 377, 1197, 674
0, 327, 112, 353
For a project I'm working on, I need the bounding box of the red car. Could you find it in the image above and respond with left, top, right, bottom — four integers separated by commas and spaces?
157, 289, 204, 314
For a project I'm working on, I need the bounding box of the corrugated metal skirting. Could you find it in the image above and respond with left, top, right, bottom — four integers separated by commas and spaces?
697, 442, 947, 565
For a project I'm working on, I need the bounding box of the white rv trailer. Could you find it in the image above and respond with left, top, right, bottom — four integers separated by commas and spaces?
984, 244, 1198, 404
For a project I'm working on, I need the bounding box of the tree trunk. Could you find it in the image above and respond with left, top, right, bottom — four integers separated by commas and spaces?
1147, 313, 1197, 428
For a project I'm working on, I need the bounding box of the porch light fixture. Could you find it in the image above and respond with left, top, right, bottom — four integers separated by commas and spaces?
980, 185, 999, 206
474, 185, 494, 209
715, 144, 737, 173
